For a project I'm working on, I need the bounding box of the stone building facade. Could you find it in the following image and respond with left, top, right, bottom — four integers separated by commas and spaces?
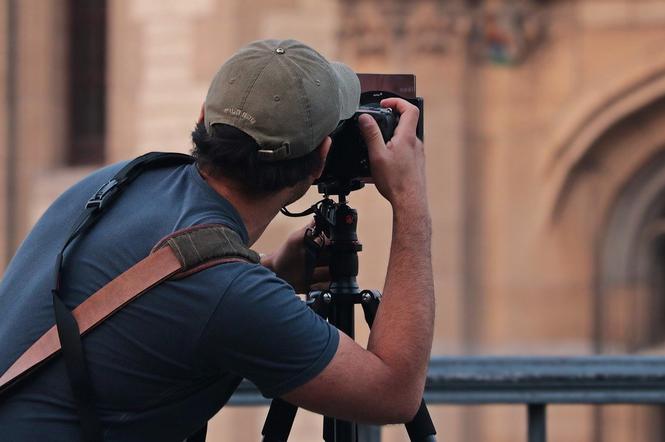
2, 0, 665, 440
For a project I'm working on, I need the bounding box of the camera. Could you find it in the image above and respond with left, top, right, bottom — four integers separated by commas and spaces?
315, 74, 424, 187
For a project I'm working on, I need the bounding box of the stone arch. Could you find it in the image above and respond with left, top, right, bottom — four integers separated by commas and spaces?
589, 109, 665, 442
598, 150, 665, 290
595, 137, 665, 351
536, 57, 665, 351
542, 53, 665, 222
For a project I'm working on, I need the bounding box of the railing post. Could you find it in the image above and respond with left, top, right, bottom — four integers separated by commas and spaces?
357, 424, 381, 442
527, 404, 546, 442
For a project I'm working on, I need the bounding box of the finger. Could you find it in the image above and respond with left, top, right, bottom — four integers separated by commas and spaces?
380, 98, 420, 139
358, 113, 387, 162
310, 281, 331, 292
291, 225, 310, 243
319, 135, 332, 151
316, 250, 330, 266
310, 266, 331, 283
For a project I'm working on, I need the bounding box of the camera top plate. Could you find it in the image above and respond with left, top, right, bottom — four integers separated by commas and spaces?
357, 74, 416, 99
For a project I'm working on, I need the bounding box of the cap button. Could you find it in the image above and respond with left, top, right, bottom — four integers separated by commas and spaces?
275, 47, 285, 54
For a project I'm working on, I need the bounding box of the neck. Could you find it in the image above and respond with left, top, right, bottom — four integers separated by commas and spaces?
197, 169, 287, 245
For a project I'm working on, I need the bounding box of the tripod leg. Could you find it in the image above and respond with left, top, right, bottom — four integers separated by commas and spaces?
360, 291, 438, 442
324, 416, 334, 441
405, 401, 437, 442
262, 399, 298, 442
261, 292, 331, 442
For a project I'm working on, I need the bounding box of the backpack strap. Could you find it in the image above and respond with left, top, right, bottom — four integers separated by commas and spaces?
0, 224, 259, 400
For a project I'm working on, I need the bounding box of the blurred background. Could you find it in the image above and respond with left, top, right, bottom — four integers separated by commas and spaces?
1, 0, 665, 440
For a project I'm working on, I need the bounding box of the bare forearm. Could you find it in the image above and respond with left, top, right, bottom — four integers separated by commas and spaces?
367, 200, 434, 399
282, 99, 433, 423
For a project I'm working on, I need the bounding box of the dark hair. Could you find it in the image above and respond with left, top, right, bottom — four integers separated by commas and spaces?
191, 122, 323, 194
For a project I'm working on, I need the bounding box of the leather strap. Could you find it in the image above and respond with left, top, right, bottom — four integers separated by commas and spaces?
0, 219, 257, 442
0, 236, 253, 395
0, 242, 253, 396
0, 246, 181, 394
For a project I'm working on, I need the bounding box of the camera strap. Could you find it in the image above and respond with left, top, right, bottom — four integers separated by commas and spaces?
0, 152, 259, 442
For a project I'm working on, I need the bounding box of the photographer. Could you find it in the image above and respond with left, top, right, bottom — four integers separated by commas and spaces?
0, 39, 433, 441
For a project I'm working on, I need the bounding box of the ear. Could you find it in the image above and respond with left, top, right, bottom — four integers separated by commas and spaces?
311, 136, 332, 180
197, 103, 205, 124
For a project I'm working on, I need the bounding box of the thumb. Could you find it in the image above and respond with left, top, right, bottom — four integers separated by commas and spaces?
358, 114, 386, 160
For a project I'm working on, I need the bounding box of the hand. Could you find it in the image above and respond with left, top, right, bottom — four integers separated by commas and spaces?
358, 98, 427, 213
261, 222, 330, 293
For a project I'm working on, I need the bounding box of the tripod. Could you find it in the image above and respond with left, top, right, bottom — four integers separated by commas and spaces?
262, 181, 437, 442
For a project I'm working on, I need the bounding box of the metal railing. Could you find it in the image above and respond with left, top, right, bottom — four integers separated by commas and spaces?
228, 356, 665, 442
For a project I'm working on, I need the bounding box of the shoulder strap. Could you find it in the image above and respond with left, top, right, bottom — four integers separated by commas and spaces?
0, 224, 259, 396
151, 224, 260, 279
49, 152, 194, 441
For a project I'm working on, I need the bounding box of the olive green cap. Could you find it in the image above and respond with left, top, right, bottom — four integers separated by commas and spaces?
204, 39, 361, 161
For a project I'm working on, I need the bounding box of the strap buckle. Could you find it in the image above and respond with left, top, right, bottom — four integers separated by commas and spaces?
85, 179, 119, 210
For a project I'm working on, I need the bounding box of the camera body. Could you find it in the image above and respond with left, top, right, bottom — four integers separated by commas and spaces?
319, 105, 397, 183
315, 74, 424, 187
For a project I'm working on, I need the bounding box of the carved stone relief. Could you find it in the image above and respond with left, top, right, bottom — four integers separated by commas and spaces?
338, 0, 547, 64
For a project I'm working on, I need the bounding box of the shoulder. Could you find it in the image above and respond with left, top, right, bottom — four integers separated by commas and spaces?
228, 261, 292, 289
195, 260, 307, 337
177, 260, 294, 309
216, 261, 297, 307
195, 261, 339, 398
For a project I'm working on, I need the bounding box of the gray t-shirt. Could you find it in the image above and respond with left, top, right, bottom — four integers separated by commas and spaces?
0, 161, 339, 441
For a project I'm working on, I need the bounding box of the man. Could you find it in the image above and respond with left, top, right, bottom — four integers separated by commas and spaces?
0, 39, 433, 440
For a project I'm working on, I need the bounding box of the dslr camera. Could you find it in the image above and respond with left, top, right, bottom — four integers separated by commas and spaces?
315, 74, 424, 187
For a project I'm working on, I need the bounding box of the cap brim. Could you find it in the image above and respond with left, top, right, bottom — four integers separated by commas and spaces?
331, 61, 360, 120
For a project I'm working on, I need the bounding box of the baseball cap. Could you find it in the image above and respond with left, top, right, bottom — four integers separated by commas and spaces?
204, 39, 361, 161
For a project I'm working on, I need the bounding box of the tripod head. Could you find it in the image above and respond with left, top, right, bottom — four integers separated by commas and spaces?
315, 178, 364, 198
281, 178, 365, 288
281, 177, 366, 243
